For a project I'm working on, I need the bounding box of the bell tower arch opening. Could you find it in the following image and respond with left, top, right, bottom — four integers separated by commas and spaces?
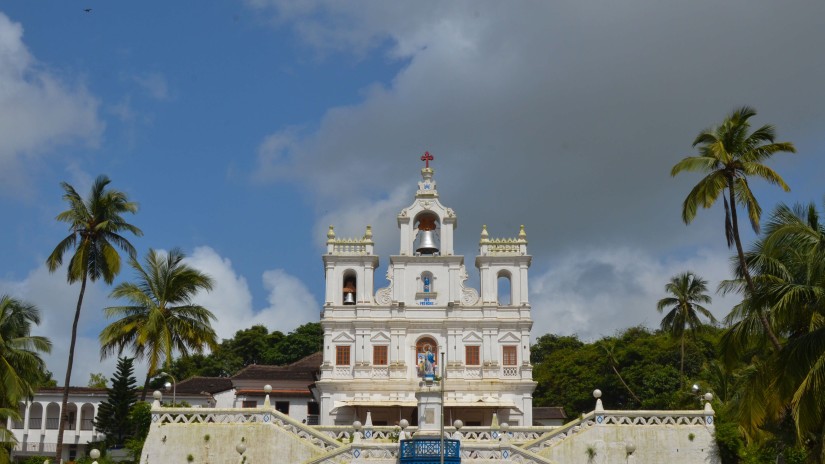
342, 270, 357, 305
414, 212, 440, 255
497, 271, 512, 306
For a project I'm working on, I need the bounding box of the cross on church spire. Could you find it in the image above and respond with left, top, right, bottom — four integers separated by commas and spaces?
421, 151, 433, 168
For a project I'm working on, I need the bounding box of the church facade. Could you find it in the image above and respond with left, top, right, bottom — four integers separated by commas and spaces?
316, 158, 536, 427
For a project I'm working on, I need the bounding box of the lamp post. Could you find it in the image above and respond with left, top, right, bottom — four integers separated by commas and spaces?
440, 351, 445, 464
160, 371, 176, 406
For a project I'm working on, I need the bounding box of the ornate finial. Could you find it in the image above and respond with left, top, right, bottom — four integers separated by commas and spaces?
518, 225, 526, 240
327, 225, 335, 240
421, 151, 434, 168
480, 225, 489, 241
364, 225, 373, 240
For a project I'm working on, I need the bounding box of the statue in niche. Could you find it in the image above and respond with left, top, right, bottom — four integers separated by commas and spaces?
417, 342, 437, 379
425, 349, 436, 378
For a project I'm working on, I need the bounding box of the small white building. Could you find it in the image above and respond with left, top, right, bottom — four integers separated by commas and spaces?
316, 159, 537, 426
7, 387, 107, 462
7, 357, 314, 463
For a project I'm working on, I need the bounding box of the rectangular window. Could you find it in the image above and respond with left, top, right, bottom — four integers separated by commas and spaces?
465, 346, 480, 366
275, 401, 290, 415
336, 345, 351, 365
503, 345, 518, 366
373, 345, 388, 365
242, 400, 257, 408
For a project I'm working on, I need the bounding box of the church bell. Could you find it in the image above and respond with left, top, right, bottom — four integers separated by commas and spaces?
416, 230, 439, 255
416, 215, 440, 255
342, 279, 356, 305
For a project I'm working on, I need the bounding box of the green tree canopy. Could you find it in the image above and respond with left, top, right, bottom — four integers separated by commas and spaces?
0, 295, 52, 407
720, 200, 825, 460
167, 322, 323, 380
657, 272, 717, 387
94, 357, 138, 447
99, 248, 217, 400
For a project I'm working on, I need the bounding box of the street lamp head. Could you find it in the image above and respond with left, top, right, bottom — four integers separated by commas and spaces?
691, 384, 700, 394
90, 449, 100, 459
164, 382, 172, 390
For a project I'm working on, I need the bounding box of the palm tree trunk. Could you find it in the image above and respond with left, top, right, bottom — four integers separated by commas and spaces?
610, 364, 642, 405
680, 335, 685, 390
55, 273, 87, 463
727, 182, 783, 351
140, 371, 151, 402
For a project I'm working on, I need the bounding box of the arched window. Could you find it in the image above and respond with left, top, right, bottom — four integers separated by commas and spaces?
416, 336, 439, 377
497, 272, 512, 305
342, 270, 357, 305
414, 213, 440, 255
28, 402, 43, 429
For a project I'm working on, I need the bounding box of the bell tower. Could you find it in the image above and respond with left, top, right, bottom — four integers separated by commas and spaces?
322, 225, 379, 306
397, 153, 457, 257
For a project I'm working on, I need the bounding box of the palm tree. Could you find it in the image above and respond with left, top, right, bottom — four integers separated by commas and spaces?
671, 106, 795, 350
46, 175, 141, 461
0, 295, 51, 457
0, 295, 52, 406
656, 272, 717, 388
99, 248, 218, 400
719, 201, 825, 458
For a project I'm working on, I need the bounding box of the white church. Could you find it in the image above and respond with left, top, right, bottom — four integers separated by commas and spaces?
133, 154, 718, 464
316, 155, 536, 427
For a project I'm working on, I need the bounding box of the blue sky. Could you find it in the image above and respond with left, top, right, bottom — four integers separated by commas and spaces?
1, 1, 824, 385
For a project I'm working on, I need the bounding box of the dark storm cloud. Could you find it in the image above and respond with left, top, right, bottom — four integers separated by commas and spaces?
251, 0, 825, 337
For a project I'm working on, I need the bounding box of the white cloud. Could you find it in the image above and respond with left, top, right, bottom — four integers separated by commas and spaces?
0, 12, 102, 195
257, 269, 319, 329
530, 246, 739, 341
315, 184, 413, 258
0, 263, 118, 389
185, 246, 319, 340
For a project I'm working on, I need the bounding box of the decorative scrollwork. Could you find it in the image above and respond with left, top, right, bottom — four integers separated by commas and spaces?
375, 268, 393, 305
459, 265, 479, 306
